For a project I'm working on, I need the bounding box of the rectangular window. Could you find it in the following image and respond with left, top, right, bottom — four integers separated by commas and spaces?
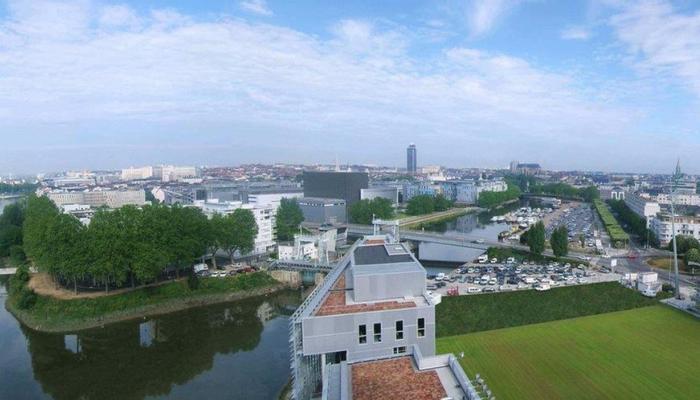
395, 320, 404, 340
358, 324, 367, 344
373, 323, 382, 343
417, 318, 425, 337
393, 346, 407, 355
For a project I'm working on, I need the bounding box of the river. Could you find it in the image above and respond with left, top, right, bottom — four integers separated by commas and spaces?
0, 277, 302, 400
421, 199, 543, 274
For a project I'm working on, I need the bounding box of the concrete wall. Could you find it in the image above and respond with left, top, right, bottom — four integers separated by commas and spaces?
352, 270, 425, 302
301, 306, 435, 363
270, 270, 302, 288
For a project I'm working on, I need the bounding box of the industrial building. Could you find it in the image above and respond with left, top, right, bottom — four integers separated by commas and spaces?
302, 171, 368, 206
289, 235, 478, 400
298, 197, 347, 224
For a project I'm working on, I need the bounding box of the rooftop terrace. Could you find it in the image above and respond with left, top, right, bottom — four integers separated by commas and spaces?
351, 357, 446, 400
314, 275, 417, 316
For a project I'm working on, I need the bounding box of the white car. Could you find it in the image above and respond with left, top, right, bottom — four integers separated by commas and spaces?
490, 258, 498, 264
467, 287, 482, 294
534, 283, 551, 291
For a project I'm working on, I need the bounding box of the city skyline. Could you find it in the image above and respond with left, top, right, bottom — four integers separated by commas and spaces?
2, 0, 700, 174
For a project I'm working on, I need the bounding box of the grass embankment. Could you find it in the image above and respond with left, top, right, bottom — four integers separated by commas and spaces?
7, 272, 281, 332
437, 306, 700, 400
648, 256, 699, 275
436, 282, 657, 337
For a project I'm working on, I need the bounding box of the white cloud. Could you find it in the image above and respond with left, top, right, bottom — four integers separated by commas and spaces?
610, 0, 700, 96
466, 0, 521, 36
0, 0, 641, 172
560, 26, 591, 40
240, 0, 273, 17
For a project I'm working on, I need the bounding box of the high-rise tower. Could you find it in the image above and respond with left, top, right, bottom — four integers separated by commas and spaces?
406, 143, 417, 174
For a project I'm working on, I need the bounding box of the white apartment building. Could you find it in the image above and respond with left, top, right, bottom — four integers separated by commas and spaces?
650, 213, 700, 246
654, 192, 700, 207
247, 192, 302, 208
194, 200, 276, 255
624, 192, 661, 227
159, 165, 198, 182
47, 189, 146, 209
121, 166, 154, 181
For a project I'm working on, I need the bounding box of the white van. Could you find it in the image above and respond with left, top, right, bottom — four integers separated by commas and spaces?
436, 273, 446, 281
480, 275, 490, 285
477, 255, 488, 263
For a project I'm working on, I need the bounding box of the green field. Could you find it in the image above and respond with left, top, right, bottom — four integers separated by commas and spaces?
437, 306, 700, 399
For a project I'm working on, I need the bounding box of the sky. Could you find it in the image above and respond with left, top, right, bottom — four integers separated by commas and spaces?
1, 0, 700, 175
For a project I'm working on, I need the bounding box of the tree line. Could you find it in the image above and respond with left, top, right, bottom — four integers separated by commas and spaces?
406, 194, 453, 216
607, 199, 658, 247
349, 198, 395, 224
530, 183, 600, 202
0, 182, 38, 195
477, 183, 521, 209
21, 195, 258, 293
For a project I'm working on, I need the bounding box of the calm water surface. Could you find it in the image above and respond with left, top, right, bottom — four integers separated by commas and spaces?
0, 277, 302, 400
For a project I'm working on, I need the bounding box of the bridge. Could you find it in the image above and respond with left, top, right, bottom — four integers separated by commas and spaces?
269, 259, 334, 272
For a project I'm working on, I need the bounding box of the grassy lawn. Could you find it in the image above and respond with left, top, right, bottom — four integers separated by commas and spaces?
8, 272, 279, 331
436, 282, 658, 337
648, 257, 699, 275
437, 306, 700, 400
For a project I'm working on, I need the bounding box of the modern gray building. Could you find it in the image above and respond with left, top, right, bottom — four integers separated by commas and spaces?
289, 235, 479, 400
407, 143, 417, 174
298, 197, 347, 224
303, 171, 369, 207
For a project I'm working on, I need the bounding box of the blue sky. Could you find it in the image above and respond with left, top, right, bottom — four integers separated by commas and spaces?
1, 0, 700, 174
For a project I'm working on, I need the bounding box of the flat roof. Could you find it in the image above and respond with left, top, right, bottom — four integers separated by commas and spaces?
353, 244, 414, 265
351, 357, 447, 400
314, 275, 417, 316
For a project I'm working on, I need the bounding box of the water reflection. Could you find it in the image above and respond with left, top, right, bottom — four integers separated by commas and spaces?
12, 290, 301, 400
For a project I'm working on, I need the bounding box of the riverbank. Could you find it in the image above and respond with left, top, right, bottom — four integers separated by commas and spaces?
402, 207, 473, 229
6, 272, 287, 333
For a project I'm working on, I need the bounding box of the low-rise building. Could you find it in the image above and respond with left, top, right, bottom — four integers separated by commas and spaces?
289, 235, 478, 400
360, 187, 399, 205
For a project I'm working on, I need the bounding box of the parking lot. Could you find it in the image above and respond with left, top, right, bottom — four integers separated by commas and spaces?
545, 202, 599, 251
427, 258, 620, 296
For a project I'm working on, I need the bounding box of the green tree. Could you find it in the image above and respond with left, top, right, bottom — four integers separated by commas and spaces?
0, 224, 22, 256
132, 204, 171, 283
349, 198, 395, 224
580, 186, 600, 202
684, 248, 700, 269
221, 208, 258, 263
206, 213, 228, 269
22, 195, 61, 271
667, 235, 700, 254
433, 194, 453, 212
0, 202, 25, 227
550, 225, 569, 257
527, 221, 546, 255
406, 195, 435, 215
477, 184, 521, 209
87, 209, 130, 292
169, 205, 210, 278
46, 213, 87, 293
275, 198, 304, 241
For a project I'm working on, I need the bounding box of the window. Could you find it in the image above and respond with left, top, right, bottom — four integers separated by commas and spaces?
393, 346, 407, 355
358, 325, 367, 344
417, 318, 425, 337
395, 320, 404, 340
373, 323, 382, 343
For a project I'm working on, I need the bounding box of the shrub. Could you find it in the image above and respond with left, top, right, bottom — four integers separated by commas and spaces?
187, 273, 200, 290
16, 286, 37, 310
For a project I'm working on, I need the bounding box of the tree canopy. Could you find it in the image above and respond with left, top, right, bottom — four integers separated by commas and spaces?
550, 225, 569, 257
349, 198, 394, 224
477, 184, 521, 209
275, 198, 304, 241
406, 194, 453, 216
527, 221, 546, 255
20, 195, 258, 292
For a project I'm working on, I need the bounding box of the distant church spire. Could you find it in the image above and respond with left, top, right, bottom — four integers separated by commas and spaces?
675, 158, 682, 177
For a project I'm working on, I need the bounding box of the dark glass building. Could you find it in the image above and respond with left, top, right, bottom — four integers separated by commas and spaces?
302, 171, 368, 206
407, 143, 417, 174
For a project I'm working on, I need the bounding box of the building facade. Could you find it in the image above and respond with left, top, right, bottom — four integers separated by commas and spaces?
303, 171, 368, 206
194, 200, 276, 254
406, 143, 417, 174
298, 197, 347, 224
650, 213, 700, 246
46, 189, 146, 209
360, 187, 399, 205
289, 236, 478, 400
624, 192, 660, 227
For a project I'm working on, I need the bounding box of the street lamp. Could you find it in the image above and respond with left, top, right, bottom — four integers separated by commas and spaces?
669, 165, 682, 300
